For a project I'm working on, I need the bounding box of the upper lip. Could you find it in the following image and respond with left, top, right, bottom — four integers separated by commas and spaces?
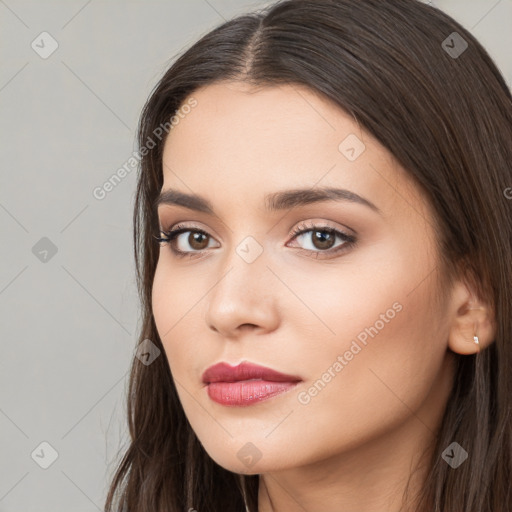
202, 361, 302, 384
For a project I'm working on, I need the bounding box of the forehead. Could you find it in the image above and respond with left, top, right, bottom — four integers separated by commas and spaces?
160, 81, 427, 223
164, 81, 361, 169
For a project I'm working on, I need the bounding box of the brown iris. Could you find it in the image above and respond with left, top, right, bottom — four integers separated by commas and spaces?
310, 229, 336, 250
188, 232, 209, 250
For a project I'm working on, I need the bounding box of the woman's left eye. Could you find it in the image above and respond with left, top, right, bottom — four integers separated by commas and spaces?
154, 222, 357, 259
287, 222, 357, 258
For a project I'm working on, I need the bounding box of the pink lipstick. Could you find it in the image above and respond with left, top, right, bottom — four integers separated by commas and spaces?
202, 361, 302, 406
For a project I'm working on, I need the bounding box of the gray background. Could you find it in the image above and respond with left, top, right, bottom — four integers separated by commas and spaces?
0, 0, 510, 510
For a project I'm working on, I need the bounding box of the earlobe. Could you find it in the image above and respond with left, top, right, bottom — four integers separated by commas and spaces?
446, 281, 496, 355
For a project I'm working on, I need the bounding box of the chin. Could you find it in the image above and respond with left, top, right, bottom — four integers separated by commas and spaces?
200, 438, 298, 475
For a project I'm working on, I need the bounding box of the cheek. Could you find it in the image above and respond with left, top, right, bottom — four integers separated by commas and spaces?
288, 246, 445, 443
151, 261, 188, 360
151, 262, 170, 340
151, 259, 211, 382
152, 257, 198, 334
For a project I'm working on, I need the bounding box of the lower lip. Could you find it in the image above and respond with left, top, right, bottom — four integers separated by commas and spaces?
206, 380, 299, 406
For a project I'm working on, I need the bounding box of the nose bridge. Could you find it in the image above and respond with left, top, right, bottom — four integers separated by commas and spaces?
211, 233, 271, 302
204, 233, 279, 334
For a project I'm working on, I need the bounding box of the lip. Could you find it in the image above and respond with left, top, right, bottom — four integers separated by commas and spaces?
202, 361, 302, 407
202, 361, 302, 384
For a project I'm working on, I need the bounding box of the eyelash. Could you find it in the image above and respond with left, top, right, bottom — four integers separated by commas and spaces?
153, 221, 357, 260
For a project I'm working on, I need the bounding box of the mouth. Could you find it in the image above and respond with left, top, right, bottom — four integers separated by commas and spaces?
205, 380, 300, 406
202, 361, 302, 407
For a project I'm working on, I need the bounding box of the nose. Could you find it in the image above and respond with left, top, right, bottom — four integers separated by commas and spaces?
203, 251, 281, 339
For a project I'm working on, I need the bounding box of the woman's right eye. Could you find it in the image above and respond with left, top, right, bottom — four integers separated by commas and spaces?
154, 224, 220, 258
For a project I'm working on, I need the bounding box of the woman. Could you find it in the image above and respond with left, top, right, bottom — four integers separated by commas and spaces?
105, 0, 512, 510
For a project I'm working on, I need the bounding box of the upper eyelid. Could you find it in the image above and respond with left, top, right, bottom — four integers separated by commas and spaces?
159, 214, 355, 232
161, 222, 220, 241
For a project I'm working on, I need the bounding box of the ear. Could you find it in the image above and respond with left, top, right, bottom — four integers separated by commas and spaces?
447, 278, 496, 355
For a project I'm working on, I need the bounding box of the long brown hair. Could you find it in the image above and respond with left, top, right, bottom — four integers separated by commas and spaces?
104, 1, 512, 510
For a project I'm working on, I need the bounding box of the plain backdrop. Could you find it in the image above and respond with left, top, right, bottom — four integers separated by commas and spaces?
0, 1, 511, 510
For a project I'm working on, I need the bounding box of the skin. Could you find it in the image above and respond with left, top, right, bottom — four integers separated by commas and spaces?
152, 81, 496, 512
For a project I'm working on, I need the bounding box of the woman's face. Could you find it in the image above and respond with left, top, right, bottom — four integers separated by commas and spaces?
152, 81, 455, 474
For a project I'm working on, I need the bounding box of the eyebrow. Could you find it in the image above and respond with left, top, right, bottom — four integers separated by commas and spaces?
154, 186, 382, 215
